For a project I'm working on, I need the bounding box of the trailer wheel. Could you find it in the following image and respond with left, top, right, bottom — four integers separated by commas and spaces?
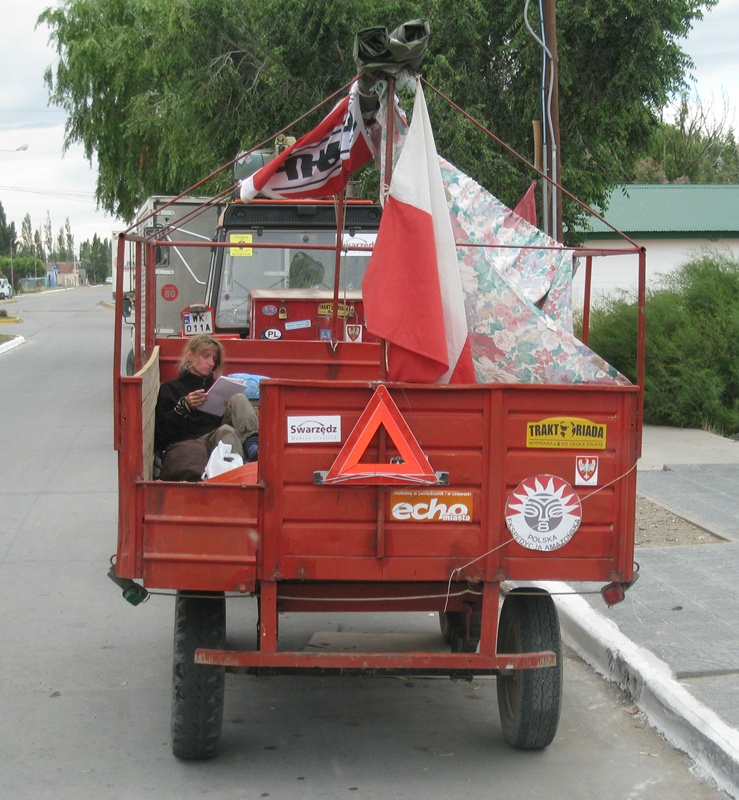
439, 611, 457, 644
439, 608, 481, 652
171, 591, 226, 759
125, 348, 136, 376
496, 588, 562, 750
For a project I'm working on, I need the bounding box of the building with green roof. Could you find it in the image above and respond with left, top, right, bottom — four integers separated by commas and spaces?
573, 184, 739, 301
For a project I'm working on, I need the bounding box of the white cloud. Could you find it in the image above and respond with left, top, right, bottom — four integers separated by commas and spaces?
0, 0, 120, 247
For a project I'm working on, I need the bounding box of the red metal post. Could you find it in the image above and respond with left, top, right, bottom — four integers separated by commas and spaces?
636, 248, 647, 458
581, 255, 593, 345
330, 189, 346, 343
113, 234, 126, 449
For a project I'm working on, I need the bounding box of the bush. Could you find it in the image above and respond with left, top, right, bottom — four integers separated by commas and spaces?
585, 250, 739, 436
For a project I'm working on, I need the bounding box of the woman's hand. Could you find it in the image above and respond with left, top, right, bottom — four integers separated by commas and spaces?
185, 389, 206, 409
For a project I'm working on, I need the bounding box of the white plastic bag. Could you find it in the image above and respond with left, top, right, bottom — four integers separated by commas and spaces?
202, 441, 243, 480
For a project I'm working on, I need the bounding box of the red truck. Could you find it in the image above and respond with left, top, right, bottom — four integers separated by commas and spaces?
111, 91, 644, 761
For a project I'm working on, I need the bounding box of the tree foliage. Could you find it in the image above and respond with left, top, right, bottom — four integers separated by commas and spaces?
41, 0, 718, 234
79, 233, 110, 284
633, 93, 739, 183
0, 202, 18, 258
586, 251, 739, 436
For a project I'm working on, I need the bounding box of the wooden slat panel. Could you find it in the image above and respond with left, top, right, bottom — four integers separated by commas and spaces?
135, 346, 160, 481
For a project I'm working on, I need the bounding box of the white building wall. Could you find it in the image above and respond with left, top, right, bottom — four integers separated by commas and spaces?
572, 236, 739, 307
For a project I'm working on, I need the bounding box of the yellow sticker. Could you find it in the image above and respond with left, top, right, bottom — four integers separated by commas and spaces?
229, 233, 253, 257
317, 302, 352, 317
526, 417, 606, 449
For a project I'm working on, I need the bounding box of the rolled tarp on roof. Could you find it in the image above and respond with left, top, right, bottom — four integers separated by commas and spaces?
353, 19, 430, 75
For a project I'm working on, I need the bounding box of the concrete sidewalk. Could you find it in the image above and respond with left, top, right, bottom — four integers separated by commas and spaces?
556, 425, 739, 798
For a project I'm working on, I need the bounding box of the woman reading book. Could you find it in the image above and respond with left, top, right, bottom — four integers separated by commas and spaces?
155, 334, 259, 479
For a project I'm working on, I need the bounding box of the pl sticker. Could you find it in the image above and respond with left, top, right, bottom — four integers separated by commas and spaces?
575, 456, 599, 486
505, 475, 582, 551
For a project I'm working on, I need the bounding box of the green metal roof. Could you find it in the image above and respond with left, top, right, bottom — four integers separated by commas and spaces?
581, 184, 739, 237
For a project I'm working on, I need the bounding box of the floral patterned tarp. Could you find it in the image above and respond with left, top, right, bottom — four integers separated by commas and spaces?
440, 160, 629, 385
365, 87, 629, 386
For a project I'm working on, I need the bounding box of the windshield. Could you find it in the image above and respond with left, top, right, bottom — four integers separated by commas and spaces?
215, 228, 376, 329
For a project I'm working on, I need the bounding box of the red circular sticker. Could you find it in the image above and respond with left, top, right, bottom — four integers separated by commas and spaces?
161, 284, 179, 302
505, 475, 582, 551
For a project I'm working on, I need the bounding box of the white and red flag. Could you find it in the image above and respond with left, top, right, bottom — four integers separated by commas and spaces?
239, 85, 372, 201
362, 86, 474, 384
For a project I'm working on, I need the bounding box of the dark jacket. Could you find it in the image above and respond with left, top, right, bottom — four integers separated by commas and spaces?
155, 370, 221, 453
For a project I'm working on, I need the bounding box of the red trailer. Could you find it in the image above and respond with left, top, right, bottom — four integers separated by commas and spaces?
110, 76, 645, 760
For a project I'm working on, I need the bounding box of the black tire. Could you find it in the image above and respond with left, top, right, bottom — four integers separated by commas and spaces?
496, 588, 563, 750
439, 611, 458, 644
171, 592, 226, 759
125, 348, 136, 376
0, 292, 6, 300
439, 608, 481, 652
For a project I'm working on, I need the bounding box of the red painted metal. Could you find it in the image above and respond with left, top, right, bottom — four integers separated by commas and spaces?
111, 77, 646, 680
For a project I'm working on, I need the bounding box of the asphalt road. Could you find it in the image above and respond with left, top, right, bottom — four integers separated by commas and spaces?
0, 286, 727, 799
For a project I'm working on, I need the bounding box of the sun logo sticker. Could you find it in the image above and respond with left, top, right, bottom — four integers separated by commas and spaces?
505, 475, 582, 551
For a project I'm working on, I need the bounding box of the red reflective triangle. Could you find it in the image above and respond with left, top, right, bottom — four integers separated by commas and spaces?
323, 384, 436, 484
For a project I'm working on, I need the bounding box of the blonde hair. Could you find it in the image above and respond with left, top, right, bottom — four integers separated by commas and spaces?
178, 334, 226, 375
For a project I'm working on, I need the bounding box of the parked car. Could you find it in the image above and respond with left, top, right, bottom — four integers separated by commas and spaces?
0, 278, 13, 299
105, 276, 113, 285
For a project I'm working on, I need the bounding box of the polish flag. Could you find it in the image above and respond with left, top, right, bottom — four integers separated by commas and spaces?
362, 87, 474, 384
240, 86, 372, 201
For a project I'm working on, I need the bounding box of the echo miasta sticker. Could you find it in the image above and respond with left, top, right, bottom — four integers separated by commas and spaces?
505, 475, 582, 551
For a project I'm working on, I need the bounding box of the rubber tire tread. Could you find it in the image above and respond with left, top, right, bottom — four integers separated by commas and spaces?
496, 589, 563, 750
171, 592, 226, 759
439, 609, 482, 652
439, 611, 460, 644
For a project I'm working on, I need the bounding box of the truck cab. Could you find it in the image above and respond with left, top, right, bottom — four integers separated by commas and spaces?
203, 200, 382, 342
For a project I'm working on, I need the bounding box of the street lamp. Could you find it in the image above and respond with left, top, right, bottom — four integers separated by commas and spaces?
0, 144, 28, 152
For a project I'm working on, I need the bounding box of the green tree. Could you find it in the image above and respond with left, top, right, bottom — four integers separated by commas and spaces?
44, 212, 54, 260
0, 201, 18, 257
79, 234, 110, 285
20, 214, 34, 257
65, 219, 75, 262
586, 251, 739, 435
33, 230, 46, 266
633, 93, 739, 183
41, 0, 718, 236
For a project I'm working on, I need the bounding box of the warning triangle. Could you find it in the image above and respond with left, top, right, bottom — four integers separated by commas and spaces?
320, 384, 439, 485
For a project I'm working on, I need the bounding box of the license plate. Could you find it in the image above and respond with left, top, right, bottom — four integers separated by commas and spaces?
182, 310, 214, 335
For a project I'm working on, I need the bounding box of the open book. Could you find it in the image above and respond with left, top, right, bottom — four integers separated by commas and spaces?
199, 376, 246, 416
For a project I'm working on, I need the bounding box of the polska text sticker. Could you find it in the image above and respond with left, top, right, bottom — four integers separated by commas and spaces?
505, 475, 582, 551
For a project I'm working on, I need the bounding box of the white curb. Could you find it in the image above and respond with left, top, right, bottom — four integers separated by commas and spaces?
0, 335, 25, 355
540, 581, 739, 798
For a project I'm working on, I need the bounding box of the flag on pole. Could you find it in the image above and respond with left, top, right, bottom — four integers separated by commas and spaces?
513, 180, 538, 226
362, 86, 474, 384
239, 86, 372, 201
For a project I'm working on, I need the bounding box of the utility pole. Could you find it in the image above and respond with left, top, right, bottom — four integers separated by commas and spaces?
543, 0, 563, 242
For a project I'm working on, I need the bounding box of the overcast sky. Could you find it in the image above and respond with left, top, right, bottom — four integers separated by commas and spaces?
1, 0, 738, 251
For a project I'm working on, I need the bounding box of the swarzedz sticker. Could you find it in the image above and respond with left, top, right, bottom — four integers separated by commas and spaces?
505, 475, 582, 551
287, 415, 341, 443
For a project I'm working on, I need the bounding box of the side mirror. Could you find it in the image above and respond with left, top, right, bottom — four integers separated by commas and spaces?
122, 297, 133, 318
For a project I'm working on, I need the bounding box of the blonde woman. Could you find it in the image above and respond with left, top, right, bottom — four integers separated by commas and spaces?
155, 334, 259, 475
